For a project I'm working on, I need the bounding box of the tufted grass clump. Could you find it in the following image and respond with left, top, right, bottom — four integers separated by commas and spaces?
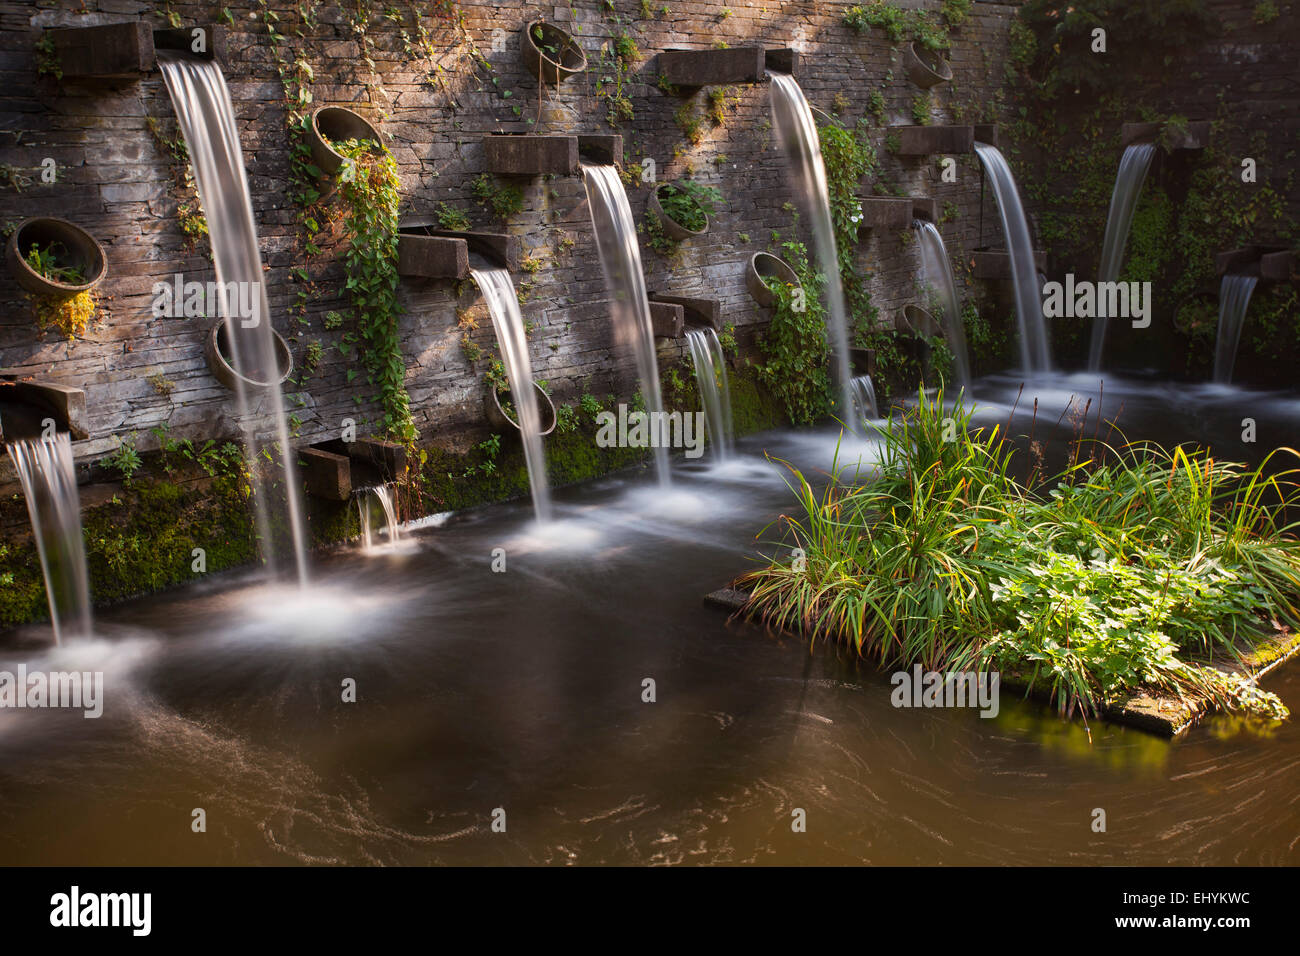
742, 388, 1299, 721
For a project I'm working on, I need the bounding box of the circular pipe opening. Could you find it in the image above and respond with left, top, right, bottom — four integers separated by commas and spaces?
309, 106, 383, 177
650, 183, 709, 241
5, 218, 107, 297
204, 320, 294, 390
904, 42, 952, 89
486, 381, 557, 437
745, 252, 800, 307
521, 21, 587, 84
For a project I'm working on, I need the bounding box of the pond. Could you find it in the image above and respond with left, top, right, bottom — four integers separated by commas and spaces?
0, 373, 1296, 865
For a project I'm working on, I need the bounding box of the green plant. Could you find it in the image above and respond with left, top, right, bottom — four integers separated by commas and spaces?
911, 92, 931, 126
335, 138, 416, 447
435, 202, 471, 232
844, 1, 952, 51
742, 389, 1298, 721
35, 34, 62, 80
580, 392, 604, 418
707, 86, 739, 126
472, 173, 525, 221
23, 243, 84, 285
1253, 1, 1280, 24
555, 403, 579, 433
657, 181, 723, 232
102, 434, 143, 484
757, 240, 832, 426
147, 371, 175, 396
719, 323, 738, 358
674, 102, 704, 146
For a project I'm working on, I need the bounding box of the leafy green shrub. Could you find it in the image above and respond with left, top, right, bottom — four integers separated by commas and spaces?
742, 389, 1298, 720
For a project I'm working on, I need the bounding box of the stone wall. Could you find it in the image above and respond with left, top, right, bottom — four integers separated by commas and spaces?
0, 0, 1024, 489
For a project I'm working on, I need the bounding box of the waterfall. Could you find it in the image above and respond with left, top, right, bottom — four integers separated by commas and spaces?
685, 327, 734, 460
769, 73, 857, 430
1213, 275, 1258, 384
913, 219, 969, 388
6, 434, 91, 643
849, 374, 878, 420
581, 163, 670, 486
471, 266, 553, 522
1088, 143, 1157, 371
158, 52, 309, 586
974, 142, 1051, 373
356, 484, 401, 550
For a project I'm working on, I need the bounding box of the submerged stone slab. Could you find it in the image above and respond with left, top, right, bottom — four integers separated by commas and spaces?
893, 125, 974, 155
649, 293, 721, 332
482, 134, 579, 176
657, 47, 767, 87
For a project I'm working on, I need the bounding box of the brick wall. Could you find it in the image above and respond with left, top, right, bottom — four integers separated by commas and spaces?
0, 0, 1022, 481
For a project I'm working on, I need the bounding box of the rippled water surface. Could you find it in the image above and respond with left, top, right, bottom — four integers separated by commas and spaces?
1, 374, 1297, 865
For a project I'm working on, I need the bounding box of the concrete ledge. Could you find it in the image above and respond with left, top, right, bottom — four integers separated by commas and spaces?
0, 375, 88, 442
297, 447, 352, 501
893, 125, 974, 155
1215, 244, 1289, 278
482, 134, 579, 177
1121, 119, 1212, 150
657, 46, 767, 86
398, 221, 520, 272
649, 301, 685, 339
910, 198, 940, 223
397, 234, 469, 280
45, 21, 226, 78
764, 48, 801, 77
1260, 250, 1297, 282
856, 196, 913, 233
649, 293, 721, 332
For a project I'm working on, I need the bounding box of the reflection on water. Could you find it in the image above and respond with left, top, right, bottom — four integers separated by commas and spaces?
0, 372, 1297, 865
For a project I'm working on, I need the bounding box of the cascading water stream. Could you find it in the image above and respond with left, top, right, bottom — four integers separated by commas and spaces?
769, 73, 857, 431
580, 163, 670, 485
157, 51, 309, 586
356, 484, 401, 551
913, 219, 969, 388
685, 327, 734, 460
1213, 274, 1259, 384
974, 142, 1051, 373
6, 434, 91, 643
471, 266, 553, 522
849, 374, 879, 420
1088, 142, 1157, 371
